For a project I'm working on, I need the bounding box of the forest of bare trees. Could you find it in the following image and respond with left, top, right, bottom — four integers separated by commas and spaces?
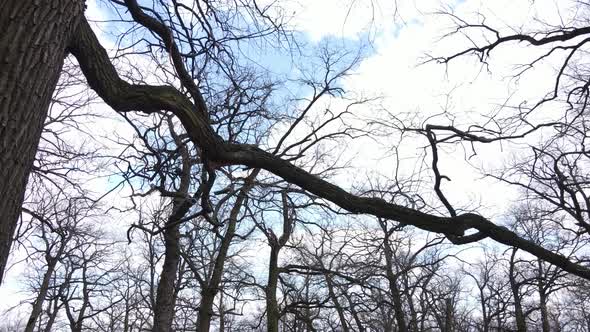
1, 0, 590, 331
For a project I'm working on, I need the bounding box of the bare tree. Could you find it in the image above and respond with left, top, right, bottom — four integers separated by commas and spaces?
5, 0, 590, 287
4, 1, 590, 331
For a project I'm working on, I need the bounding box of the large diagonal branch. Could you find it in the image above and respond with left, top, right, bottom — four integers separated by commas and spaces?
67, 17, 590, 280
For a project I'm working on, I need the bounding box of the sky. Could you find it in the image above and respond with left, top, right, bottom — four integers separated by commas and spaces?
1, 0, 578, 319
283, 0, 571, 218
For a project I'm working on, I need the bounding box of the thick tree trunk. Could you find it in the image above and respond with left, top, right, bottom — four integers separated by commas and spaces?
0, 0, 82, 283
197, 287, 218, 332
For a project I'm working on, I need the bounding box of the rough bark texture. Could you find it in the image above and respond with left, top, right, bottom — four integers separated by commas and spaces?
0, 0, 82, 283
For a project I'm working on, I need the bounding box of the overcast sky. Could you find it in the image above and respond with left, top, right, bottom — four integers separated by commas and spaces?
1, 0, 574, 314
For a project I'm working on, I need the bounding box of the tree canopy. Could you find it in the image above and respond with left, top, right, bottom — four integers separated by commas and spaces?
1, 0, 590, 331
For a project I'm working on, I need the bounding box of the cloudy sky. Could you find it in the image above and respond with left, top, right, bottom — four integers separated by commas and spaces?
2, 0, 574, 313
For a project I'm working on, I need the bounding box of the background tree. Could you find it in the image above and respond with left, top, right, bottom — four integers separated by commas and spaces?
3, 1, 590, 331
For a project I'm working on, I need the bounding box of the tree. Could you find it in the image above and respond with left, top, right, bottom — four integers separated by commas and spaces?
3, 0, 590, 286
4, 5, 590, 332
0, 1, 85, 281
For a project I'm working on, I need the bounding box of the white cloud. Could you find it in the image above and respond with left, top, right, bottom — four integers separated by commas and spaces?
267, 0, 583, 221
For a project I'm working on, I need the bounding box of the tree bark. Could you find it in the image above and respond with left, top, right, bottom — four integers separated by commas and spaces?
388, 278, 408, 332
4, 1, 590, 294
44, 292, 62, 332
0, 0, 83, 283
405, 278, 419, 332
539, 291, 550, 332
24, 226, 70, 332
219, 292, 225, 332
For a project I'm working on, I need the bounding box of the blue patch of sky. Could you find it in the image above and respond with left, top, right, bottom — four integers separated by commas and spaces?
237, 32, 375, 102
89, 1, 421, 100
89, 1, 442, 148
85, 0, 466, 204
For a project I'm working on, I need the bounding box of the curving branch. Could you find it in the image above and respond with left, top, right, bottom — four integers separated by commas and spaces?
67, 13, 590, 280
